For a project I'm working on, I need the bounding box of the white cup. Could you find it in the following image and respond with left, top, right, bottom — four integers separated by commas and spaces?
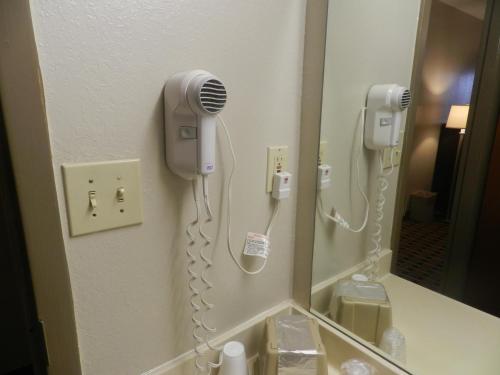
379, 327, 407, 364
218, 341, 248, 375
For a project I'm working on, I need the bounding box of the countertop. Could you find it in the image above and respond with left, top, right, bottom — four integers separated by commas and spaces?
382, 274, 500, 374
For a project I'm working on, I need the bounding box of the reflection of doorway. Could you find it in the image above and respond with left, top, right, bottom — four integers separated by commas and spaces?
396, 121, 463, 291
392, 0, 500, 316
393, 0, 486, 292
392, 0, 500, 315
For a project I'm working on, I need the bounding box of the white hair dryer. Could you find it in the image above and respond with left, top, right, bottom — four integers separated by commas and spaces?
164, 70, 227, 179
364, 84, 411, 150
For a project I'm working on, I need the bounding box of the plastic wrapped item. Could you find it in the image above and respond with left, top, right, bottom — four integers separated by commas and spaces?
340, 359, 376, 375
260, 315, 327, 375
329, 279, 392, 345
379, 327, 406, 364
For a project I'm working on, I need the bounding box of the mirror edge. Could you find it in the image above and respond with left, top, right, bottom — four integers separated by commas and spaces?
293, 0, 329, 310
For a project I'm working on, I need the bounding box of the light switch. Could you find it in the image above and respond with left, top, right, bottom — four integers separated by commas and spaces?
62, 159, 143, 236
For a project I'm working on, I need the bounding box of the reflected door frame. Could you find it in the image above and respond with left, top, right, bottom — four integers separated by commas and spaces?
392, 0, 500, 301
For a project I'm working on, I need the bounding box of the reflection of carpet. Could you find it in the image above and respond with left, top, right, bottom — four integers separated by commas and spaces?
395, 219, 449, 292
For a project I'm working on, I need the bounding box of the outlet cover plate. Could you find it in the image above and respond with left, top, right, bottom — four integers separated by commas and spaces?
62, 159, 143, 236
383, 147, 402, 169
319, 140, 327, 165
266, 146, 288, 192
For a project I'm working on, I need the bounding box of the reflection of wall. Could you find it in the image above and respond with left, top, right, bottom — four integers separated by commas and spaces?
406, 1, 483, 196
313, 0, 421, 285
407, 125, 441, 197
17, 1, 307, 374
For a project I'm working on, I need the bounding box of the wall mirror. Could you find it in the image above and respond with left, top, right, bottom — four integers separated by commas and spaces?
309, 0, 500, 373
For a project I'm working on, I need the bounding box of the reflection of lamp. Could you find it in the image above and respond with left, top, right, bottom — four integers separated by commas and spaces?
446, 105, 469, 134
446, 104, 469, 219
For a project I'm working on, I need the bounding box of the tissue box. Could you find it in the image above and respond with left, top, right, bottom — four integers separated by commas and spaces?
330, 279, 392, 345
260, 315, 328, 375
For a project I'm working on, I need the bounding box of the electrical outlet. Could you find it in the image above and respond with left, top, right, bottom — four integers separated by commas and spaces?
383, 146, 403, 169
266, 146, 288, 192
319, 140, 327, 165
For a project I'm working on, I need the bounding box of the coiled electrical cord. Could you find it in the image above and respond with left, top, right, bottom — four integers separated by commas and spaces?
187, 177, 222, 375
365, 148, 395, 280
187, 179, 205, 374
199, 176, 216, 340
200, 176, 223, 374
185, 116, 284, 374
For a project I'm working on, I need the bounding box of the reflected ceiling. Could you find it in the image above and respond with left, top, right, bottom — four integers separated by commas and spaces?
439, 0, 487, 19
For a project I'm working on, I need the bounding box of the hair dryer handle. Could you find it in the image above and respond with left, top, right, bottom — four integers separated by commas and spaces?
390, 112, 402, 147
198, 115, 217, 175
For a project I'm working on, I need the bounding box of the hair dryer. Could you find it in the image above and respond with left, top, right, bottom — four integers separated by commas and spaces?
164, 70, 227, 179
364, 84, 411, 150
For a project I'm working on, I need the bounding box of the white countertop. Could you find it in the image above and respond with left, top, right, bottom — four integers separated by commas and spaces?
382, 274, 500, 375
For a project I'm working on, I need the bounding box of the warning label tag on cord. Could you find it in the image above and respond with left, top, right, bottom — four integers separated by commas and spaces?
243, 232, 270, 259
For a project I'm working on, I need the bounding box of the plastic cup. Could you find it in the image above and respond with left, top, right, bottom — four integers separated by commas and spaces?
379, 327, 407, 364
218, 341, 248, 375
340, 359, 376, 375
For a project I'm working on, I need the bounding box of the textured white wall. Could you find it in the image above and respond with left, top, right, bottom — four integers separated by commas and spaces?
312, 0, 421, 284
28, 1, 306, 374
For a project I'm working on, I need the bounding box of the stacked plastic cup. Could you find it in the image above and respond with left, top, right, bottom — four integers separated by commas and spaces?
379, 327, 407, 364
340, 359, 376, 375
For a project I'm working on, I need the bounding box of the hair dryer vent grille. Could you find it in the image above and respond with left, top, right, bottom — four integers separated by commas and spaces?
399, 89, 411, 109
199, 79, 227, 114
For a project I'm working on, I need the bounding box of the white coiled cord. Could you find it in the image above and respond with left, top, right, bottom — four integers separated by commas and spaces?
200, 175, 223, 374
187, 177, 222, 375
318, 107, 370, 233
218, 115, 280, 276
185, 115, 283, 372
365, 148, 395, 280
187, 179, 205, 374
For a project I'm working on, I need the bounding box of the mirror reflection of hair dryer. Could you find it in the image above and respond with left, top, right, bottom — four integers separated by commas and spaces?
365, 84, 411, 150
318, 84, 411, 279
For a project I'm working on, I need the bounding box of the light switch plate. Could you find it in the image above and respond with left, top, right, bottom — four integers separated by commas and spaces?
62, 159, 143, 236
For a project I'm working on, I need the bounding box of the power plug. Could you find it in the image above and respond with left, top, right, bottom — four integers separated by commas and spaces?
272, 172, 292, 200
317, 164, 332, 190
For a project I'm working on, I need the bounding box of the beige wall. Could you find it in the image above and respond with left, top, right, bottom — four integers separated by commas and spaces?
312, 0, 421, 284
406, 1, 483, 195
19, 1, 307, 374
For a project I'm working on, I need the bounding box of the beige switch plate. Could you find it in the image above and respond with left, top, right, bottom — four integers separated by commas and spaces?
62, 159, 143, 236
